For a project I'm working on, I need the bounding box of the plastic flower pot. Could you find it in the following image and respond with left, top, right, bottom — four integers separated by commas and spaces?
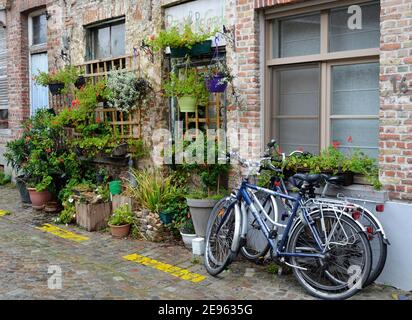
74, 76, 86, 89
187, 198, 219, 238
178, 96, 197, 113
108, 224, 131, 239
159, 212, 173, 225
48, 82, 65, 96
180, 231, 197, 249
28, 189, 53, 210
109, 180, 122, 196
205, 74, 228, 93
170, 40, 212, 58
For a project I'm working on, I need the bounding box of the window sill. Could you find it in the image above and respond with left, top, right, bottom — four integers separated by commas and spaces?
317, 183, 388, 203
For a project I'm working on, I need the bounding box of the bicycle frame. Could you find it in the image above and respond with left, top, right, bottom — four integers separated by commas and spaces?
235, 179, 326, 259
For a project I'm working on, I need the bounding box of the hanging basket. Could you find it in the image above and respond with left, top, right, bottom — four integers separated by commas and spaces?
205, 74, 228, 93
74, 76, 86, 89
178, 96, 197, 113
48, 82, 65, 96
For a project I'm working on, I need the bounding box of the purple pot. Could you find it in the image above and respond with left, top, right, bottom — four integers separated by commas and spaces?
205, 74, 228, 93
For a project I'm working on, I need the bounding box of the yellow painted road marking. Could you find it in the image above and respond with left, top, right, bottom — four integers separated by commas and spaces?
36, 224, 89, 242
0, 210, 11, 217
123, 253, 206, 283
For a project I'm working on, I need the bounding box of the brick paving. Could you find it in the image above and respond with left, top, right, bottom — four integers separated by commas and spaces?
0, 185, 409, 300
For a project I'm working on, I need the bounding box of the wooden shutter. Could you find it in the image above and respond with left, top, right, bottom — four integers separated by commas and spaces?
0, 26, 8, 126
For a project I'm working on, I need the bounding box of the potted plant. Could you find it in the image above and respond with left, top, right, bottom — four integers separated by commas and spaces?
108, 204, 134, 238
35, 65, 80, 96
203, 61, 233, 93
179, 218, 197, 249
107, 71, 152, 112
147, 25, 215, 58
181, 139, 230, 238
74, 183, 112, 231
74, 75, 86, 89
163, 68, 209, 113
27, 176, 54, 210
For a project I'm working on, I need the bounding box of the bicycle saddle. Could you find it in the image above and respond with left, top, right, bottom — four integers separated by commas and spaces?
293, 173, 323, 184
325, 175, 345, 186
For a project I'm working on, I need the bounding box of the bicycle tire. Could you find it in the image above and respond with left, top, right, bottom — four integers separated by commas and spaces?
204, 198, 241, 276
240, 192, 277, 262
287, 211, 372, 300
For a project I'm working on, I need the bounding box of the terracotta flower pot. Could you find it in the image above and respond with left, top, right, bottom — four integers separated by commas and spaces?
28, 189, 53, 210
109, 224, 131, 239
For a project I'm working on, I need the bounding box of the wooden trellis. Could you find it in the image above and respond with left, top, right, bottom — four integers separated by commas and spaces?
76, 54, 143, 139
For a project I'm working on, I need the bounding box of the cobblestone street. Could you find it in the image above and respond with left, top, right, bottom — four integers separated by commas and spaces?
0, 186, 409, 300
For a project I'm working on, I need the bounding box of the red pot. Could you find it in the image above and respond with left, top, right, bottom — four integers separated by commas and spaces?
28, 189, 53, 210
109, 224, 131, 239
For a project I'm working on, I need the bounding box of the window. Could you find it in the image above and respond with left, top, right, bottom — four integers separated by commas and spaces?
86, 20, 125, 60
266, 1, 380, 157
31, 13, 47, 46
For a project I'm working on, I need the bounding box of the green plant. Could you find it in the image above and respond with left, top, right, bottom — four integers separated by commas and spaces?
107, 71, 152, 112
0, 172, 12, 186
163, 68, 209, 106
267, 263, 280, 275
179, 218, 195, 234
35, 65, 80, 95
108, 204, 134, 226
203, 60, 234, 85
54, 203, 76, 225
278, 146, 382, 190
128, 168, 182, 214
147, 25, 215, 52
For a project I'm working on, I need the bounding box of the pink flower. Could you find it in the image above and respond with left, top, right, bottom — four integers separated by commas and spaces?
347, 136, 353, 143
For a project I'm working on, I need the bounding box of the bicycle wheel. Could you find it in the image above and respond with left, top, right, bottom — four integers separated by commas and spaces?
287, 211, 372, 300
351, 210, 387, 287
204, 198, 241, 276
240, 192, 277, 261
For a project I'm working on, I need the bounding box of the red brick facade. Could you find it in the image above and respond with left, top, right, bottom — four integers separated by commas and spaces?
0, 0, 412, 202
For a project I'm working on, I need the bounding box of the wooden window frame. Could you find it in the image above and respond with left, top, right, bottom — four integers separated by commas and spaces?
264, 0, 380, 153
85, 18, 126, 62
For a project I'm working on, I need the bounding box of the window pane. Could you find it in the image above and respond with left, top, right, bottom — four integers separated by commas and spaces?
111, 23, 125, 57
278, 66, 319, 116
277, 119, 319, 154
331, 119, 379, 158
94, 26, 111, 59
273, 13, 321, 58
329, 2, 380, 52
331, 62, 379, 115
32, 14, 47, 45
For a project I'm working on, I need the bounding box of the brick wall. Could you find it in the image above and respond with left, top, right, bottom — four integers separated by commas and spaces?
380, 0, 412, 201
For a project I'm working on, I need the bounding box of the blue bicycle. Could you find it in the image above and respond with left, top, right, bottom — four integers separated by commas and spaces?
204, 152, 372, 300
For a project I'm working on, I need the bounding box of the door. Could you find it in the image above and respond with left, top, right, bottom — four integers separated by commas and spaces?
30, 53, 49, 115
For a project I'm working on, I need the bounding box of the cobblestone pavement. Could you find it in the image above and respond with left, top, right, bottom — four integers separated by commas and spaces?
0, 186, 409, 300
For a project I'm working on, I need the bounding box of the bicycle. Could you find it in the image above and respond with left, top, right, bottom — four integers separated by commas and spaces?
204, 152, 373, 300
240, 141, 388, 287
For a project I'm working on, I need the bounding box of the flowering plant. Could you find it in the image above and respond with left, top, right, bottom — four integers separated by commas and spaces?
35, 65, 80, 95
146, 25, 215, 52
107, 71, 152, 112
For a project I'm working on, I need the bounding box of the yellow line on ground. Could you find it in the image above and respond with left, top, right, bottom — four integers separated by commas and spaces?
0, 210, 10, 217
123, 253, 206, 283
36, 224, 89, 242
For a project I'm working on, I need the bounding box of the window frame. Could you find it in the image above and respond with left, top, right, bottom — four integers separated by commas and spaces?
264, 0, 380, 153
85, 18, 126, 61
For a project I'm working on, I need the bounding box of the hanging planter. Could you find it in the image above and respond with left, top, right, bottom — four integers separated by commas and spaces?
178, 96, 197, 113
170, 40, 213, 58
205, 73, 228, 93
74, 76, 86, 89
48, 82, 65, 96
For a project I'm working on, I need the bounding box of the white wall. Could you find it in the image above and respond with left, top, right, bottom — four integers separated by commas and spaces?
376, 201, 412, 291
